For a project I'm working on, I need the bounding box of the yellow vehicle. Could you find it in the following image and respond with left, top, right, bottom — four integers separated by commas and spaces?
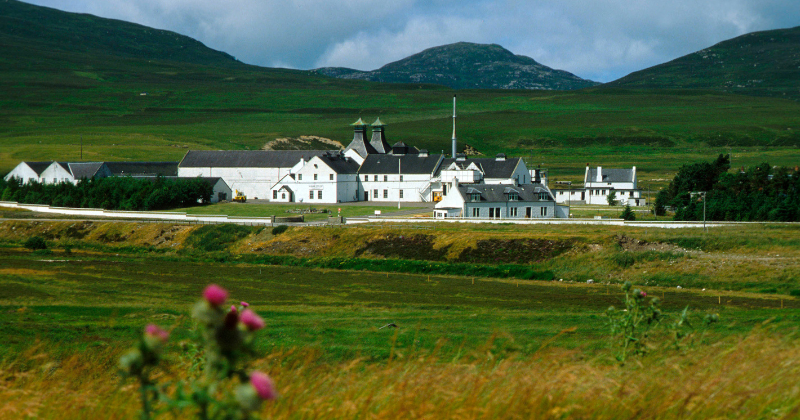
233, 190, 247, 203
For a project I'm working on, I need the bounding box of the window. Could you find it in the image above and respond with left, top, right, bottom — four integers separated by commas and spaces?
309, 191, 314, 199
374, 175, 378, 181
508, 192, 519, 201
469, 193, 480, 202
318, 191, 322, 199
602, 190, 607, 195
281, 193, 286, 199
373, 189, 378, 198
383, 175, 388, 182
472, 208, 480, 217
330, 174, 334, 181
298, 174, 303, 181
399, 190, 404, 199
364, 175, 368, 181
273, 191, 277, 199
400, 175, 403, 182
510, 207, 518, 217
629, 191, 633, 197
539, 192, 550, 201
314, 174, 318, 180
383, 189, 388, 198
443, 185, 448, 195
540, 207, 548, 216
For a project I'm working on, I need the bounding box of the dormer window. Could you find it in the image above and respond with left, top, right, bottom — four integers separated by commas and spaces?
470, 193, 481, 202
539, 192, 550, 201
508, 192, 519, 201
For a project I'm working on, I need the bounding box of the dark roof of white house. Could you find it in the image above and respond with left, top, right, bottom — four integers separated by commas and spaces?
586, 168, 634, 183
359, 153, 443, 175
316, 153, 360, 174
68, 162, 104, 179
104, 162, 178, 176
437, 157, 522, 179
23, 162, 53, 175
456, 183, 552, 203
179, 150, 332, 168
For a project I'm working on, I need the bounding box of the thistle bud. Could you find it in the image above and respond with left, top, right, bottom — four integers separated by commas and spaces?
622, 281, 632, 292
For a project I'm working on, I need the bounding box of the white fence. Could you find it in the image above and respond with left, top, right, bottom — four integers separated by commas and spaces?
0, 201, 276, 225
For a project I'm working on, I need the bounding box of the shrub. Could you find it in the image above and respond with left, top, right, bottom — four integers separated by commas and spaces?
271, 225, 288, 235
620, 204, 635, 221
24, 236, 47, 251
186, 224, 254, 252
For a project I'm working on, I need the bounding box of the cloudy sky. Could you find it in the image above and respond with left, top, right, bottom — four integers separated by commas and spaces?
24, 0, 800, 82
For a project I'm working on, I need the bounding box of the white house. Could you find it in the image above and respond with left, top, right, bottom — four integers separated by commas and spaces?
554, 165, 646, 207
4, 161, 54, 184
269, 152, 360, 203
434, 181, 568, 219
4, 161, 176, 185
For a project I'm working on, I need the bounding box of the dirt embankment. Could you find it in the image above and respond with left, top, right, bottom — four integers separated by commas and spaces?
0, 220, 587, 265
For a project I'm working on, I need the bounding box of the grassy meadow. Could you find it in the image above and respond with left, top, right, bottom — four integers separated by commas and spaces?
1, 242, 799, 418
1, 218, 799, 418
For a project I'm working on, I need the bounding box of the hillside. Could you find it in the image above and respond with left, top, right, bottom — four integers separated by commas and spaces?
315, 42, 600, 90
607, 26, 800, 99
0, 0, 246, 68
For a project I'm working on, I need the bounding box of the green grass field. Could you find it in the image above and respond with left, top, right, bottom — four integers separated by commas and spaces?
1, 242, 798, 418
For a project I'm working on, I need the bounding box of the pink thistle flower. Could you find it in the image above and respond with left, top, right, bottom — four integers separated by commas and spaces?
240, 309, 265, 331
230, 305, 238, 313
203, 284, 228, 306
250, 371, 277, 400
241, 301, 249, 308
145, 324, 169, 343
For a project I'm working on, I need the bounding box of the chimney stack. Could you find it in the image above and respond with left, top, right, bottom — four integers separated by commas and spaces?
596, 166, 603, 183
451, 95, 457, 159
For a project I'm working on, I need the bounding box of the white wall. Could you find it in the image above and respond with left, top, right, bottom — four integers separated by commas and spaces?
359, 173, 432, 202
178, 167, 285, 200
40, 163, 73, 185
4, 163, 41, 185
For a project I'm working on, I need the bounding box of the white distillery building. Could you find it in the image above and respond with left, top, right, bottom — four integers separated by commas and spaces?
177, 150, 333, 200
269, 152, 361, 204
434, 181, 567, 219
553, 165, 647, 207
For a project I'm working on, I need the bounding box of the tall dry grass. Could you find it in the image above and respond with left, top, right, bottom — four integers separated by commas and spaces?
2, 332, 799, 419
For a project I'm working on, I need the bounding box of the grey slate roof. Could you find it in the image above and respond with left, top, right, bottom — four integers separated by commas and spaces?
24, 162, 52, 175
344, 130, 377, 157
68, 162, 104, 179
179, 150, 332, 168
359, 153, 444, 175
456, 183, 552, 203
104, 162, 178, 177
437, 157, 522, 179
317, 153, 360, 174
369, 129, 391, 154
587, 168, 634, 183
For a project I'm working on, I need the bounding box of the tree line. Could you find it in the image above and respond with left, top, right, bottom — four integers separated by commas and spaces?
0, 176, 213, 211
655, 154, 800, 221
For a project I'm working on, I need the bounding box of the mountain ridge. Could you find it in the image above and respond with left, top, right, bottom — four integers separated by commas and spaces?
315, 42, 600, 90
607, 26, 800, 99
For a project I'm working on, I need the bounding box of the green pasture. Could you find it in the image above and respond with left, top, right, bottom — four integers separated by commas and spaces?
1, 247, 797, 364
